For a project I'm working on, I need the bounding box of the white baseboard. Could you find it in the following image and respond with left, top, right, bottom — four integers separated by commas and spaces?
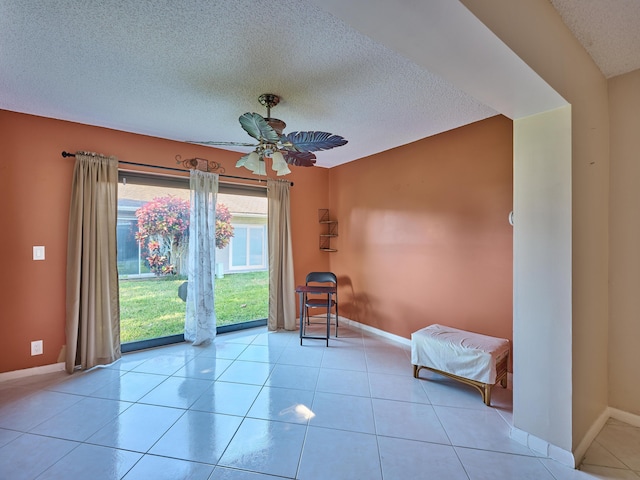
510, 426, 576, 467
0, 362, 66, 383
573, 407, 640, 467
608, 407, 640, 428
338, 316, 411, 347
512, 406, 640, 469
344, 316, 580, 468
572, 407, 610, 468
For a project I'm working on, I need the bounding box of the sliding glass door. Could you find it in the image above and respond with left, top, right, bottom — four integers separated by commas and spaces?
211, 192, 268, 333
116, 172, 268, 350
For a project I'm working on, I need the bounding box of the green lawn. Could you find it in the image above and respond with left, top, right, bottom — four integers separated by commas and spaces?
119, 271, 268, 343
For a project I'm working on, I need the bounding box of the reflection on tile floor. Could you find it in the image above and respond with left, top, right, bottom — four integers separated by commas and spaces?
1, 324, 638, 479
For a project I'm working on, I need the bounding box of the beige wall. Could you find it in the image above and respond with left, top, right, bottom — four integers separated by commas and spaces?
462, 0, 610, 455
608, 68, 640, 416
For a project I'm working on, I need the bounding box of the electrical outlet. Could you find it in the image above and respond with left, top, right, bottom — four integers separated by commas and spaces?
31, 340, 43, 356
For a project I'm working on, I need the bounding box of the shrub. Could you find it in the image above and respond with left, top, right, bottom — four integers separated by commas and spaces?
135, 196, 234, 275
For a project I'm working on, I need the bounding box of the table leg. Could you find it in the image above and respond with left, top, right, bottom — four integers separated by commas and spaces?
299, 291, 305, 345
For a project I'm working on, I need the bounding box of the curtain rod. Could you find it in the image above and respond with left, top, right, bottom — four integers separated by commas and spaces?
61, 151, 293, 186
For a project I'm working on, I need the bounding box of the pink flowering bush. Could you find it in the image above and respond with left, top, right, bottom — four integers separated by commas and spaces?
135, 196, 234, 275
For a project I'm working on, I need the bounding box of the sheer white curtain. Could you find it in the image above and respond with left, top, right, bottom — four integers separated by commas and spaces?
267, 178, 296, 330
184, 170, 218, 345
65, 152, 120, 373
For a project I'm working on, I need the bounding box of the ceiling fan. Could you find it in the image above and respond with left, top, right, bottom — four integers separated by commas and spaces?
190, 93, 348, 176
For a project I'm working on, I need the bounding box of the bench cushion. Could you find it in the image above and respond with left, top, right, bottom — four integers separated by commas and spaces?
411, 324, 509, 384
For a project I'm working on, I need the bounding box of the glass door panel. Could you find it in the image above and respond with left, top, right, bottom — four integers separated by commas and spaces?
215, 193, 268, 330
117, 180, 189, 346
117, 177, 268, 349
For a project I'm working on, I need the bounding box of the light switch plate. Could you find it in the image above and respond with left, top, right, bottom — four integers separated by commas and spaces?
31, 340, 43, 356
33, 246, 45, 260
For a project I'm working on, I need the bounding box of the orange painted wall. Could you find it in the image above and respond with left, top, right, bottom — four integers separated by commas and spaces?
0, 110, 511, 373
0, 110, 328, 373
328, 115, 513, 343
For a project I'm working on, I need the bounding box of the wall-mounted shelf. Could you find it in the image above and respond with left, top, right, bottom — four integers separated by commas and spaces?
318, 209, 338, 252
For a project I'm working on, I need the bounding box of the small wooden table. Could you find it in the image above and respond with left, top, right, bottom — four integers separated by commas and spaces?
295, 285, 337, 346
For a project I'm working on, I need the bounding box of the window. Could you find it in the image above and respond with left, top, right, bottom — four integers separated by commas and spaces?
117, 215, 148, 276
230, 225, 267, 270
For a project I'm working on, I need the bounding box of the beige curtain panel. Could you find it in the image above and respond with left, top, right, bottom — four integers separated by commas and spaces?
267, 178, 296, 331
65, 152, 121, 373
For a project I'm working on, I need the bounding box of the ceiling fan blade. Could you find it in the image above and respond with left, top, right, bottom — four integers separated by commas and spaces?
239, 112, 280, 143
188, 140, 259, 147
282, 150, 317, 167
281, 131, 348, 152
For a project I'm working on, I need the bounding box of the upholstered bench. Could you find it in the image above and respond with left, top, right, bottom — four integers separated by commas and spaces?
411, 324, 510, 406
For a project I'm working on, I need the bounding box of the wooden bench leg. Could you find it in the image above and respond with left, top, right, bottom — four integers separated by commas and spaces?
482, 384, 492, 406
414, 363, 499, 406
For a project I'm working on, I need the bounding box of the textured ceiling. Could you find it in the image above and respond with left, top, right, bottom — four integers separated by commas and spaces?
550, 0, 640, 78
0, 1, 634, 170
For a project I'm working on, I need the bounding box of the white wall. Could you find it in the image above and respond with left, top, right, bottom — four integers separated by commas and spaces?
513, 106, 573, 450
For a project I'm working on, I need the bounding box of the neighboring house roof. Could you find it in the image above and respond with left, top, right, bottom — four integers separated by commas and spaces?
118, 184, 266, 216
219, 193, 267, 216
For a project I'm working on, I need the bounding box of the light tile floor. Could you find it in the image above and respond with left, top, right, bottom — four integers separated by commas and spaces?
1, 324, 638, 479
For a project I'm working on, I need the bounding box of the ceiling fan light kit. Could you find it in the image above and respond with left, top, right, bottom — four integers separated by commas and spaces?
191, 93, 347, 176
271, 151, 291, 176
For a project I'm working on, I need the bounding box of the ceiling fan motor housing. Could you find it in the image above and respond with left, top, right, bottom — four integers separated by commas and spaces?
265, 117, 286, 135
258, 93, 286, 134
258, 93, 280, 109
